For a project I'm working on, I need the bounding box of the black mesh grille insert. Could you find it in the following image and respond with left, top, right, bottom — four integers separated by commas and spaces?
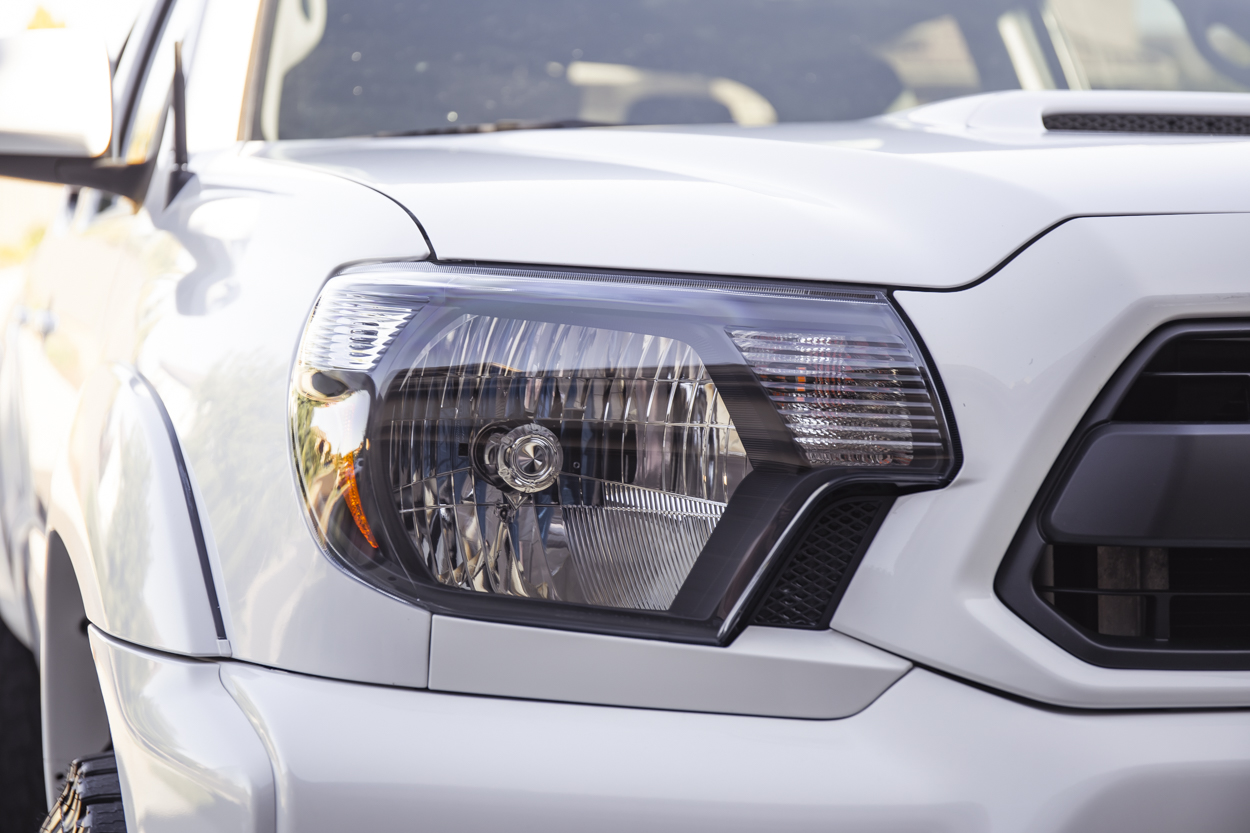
1114, 335, 1250, 422
750, 497, 889, 629
1043, 112, 1250, 135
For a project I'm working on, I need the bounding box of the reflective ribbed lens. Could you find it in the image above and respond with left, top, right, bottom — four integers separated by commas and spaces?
299, 281, 426, 372
385, 314, 750, 609
728, 329, 944, 467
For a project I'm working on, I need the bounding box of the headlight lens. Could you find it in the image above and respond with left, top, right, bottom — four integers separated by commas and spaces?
292, 262, 954, 641
389, 314, 750, 610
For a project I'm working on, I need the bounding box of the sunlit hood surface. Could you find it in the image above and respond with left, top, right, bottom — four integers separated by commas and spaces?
261, 92, 1250, 289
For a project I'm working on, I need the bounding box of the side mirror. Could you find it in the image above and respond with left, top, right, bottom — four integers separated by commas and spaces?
0, 29, 152, 200
0, 29, 112, 157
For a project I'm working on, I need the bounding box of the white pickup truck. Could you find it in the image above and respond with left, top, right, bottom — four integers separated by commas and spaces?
3, 1, 1250, 831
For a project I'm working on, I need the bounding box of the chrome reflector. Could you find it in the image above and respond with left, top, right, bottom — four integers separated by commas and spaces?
387, 314, 750, 609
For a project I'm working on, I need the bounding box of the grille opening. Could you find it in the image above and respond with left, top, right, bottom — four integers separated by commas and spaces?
1114, 336, 1250, 422
1043, 113, 1250, 135
750, 496, 889, 629
1037, 545, 1250, 648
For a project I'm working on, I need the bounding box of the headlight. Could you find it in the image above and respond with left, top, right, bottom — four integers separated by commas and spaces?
291, 262, 955, 642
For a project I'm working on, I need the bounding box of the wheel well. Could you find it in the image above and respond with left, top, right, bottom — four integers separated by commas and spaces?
40, 531, 109, 807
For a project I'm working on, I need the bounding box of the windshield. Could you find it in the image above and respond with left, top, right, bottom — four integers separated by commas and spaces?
256, 0, 1250, 140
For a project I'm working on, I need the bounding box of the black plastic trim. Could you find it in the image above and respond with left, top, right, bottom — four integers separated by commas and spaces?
1045, 423, 1250, 546
996, 318, 1250, 670
0, 156, 154, 203
889, 291, 964, 470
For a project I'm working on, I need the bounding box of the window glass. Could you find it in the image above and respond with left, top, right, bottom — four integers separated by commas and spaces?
110, 0, 164, 153
877, 15, 981, 110
1044, 0, 1249, 91
261, 0, 1250, 141
124, 0, 205, 164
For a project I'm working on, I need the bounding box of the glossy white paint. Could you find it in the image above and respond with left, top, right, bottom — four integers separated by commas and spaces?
216, 657, 1250, 833
0, 30, 112, 157
7, 10, 1250, 816
109, 107, 1250, 706
836, 212, 1250, 708
91, 628, 274, 833
50, 364, 223, 657
130, 152, 433, 687
429, 618, 910, 719
264, 94, 1250, 289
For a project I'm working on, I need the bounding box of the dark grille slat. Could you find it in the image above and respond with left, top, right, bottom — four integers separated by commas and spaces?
1040, 544, 1250, 648
1114, 337, 1250, 421
750, 497, 888, 629
1044, 112, 1250, 135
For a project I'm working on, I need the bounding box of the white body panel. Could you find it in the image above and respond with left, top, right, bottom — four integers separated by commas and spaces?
128, 153, 434, 688
265, 91, 1250, 289
91, 629, 274, 833
429, 618, 910, 719
92, 629, 1250, 833
834, 213, 1250, 708
52, 364, 224, 657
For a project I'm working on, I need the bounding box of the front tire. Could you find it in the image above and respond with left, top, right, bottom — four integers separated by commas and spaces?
40, 752, 125, 833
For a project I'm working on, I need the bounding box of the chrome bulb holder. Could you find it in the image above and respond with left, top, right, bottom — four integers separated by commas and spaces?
478, 423, 563, 493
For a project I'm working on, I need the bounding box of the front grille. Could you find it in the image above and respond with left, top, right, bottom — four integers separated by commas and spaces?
1037, 545, 1250, 648
751, 496, 889, 628
1043, 112, 1250, 135
997, 321, 1250, 669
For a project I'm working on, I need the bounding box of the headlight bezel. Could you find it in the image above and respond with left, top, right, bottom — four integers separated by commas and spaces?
291, 260, 960, 645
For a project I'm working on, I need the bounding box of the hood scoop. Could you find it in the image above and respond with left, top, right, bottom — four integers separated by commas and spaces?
900, 90, 1250, 136
1043, 112, 1250, 135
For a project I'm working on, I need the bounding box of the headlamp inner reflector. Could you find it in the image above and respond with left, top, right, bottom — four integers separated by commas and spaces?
387, 314, 749, 609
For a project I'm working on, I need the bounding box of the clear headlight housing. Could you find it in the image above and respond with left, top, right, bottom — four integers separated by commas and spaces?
292, 262, 955, 642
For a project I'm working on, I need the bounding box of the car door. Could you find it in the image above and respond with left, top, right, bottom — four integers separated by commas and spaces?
0, 0, 172, 647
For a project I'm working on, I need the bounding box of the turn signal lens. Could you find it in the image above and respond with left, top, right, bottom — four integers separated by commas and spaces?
728, 329, 945, 467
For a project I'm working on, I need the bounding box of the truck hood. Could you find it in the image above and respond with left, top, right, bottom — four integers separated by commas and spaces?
259, 91, 1250, 289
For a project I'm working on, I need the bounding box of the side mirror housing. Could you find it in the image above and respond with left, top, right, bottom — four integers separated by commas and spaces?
0, 29, 153, 201
0, 29, 112, 157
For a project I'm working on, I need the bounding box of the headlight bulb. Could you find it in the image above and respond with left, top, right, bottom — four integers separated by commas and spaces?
476, 423, 564, 493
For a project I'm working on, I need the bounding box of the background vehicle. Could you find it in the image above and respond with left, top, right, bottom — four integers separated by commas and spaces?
3, 0, 1250, 830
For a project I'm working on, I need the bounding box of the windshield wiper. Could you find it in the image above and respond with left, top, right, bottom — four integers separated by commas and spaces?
374, 119, 612, 138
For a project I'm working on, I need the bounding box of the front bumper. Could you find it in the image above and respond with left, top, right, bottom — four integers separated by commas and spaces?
91, 627, 1250, 833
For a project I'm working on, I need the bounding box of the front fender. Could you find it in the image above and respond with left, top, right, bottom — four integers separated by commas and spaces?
46, 363, 227, 658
